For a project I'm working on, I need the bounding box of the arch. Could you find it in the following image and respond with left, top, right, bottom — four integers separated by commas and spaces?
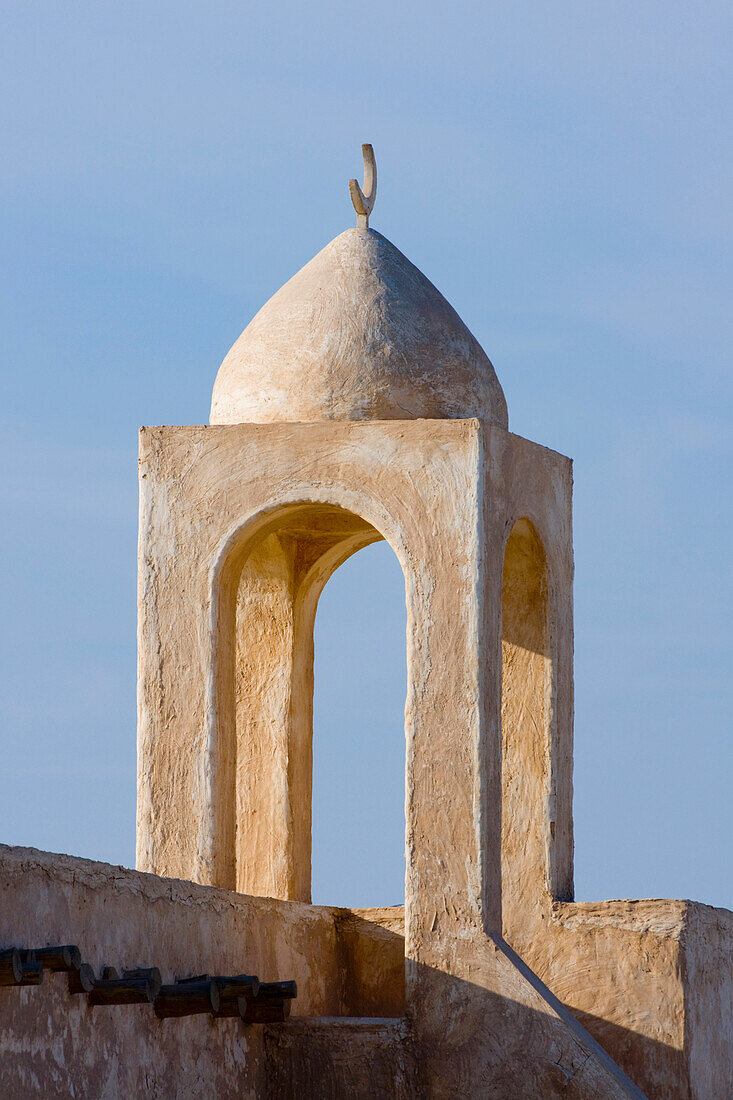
311, 540, 407, 907
500, 517, 555, 935
201, 496, 411, 899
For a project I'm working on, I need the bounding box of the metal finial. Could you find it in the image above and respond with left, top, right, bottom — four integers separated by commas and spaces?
349, 144, 377, 229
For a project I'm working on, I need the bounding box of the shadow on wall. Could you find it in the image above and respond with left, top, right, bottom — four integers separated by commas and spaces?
571, 1008, 686, 1100
332, 909, 405, 1018
264, 957, 671, 1099
325, 911, 681, 1100
403, 963, 647, 1099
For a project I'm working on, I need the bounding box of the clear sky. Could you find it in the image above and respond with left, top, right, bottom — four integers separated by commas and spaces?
1, 2, 730, 910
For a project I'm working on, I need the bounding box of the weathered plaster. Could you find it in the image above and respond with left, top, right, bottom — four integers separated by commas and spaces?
3, 843, 727, 1097
135, 417, 649, 1097
210, 228, 508, 428
0, 846, 646, 1099
683, 901, 733, 1099
0, 846, 406, 1096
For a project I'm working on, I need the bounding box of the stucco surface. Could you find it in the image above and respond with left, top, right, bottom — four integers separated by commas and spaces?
5, 165, 729, 1092
137, 418, 487, 903
264, 1018, 414, 1098
0, 845, 650, 1099
1, 835, 726, 1095
135, 417, 649, 1097
0, 846, 409, 1096
131, 415, 733, 1097
683, 901, 733, 1099
210, 228, 508, 427
342, 899, 730, 1100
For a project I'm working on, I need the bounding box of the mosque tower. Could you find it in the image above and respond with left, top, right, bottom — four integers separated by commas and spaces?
132, 148, 728, 1098
137, 144, 573, 930
136, 143, 595, 1092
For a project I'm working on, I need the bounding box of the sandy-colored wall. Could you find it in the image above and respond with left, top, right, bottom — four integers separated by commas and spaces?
265, 1018, 413, 1099
0, 846, 408, 1096
3, 409, 725, 1096
136, 418, 486, 927
497, 896, 733, 1100
5, 864, 724, 1098
684, 901, 733, 1099
485, 423, 575, 917
536, 901, 688, 1098
354, 898, 731, 1100
501, 516, 553, 939
0, 845, 647, 1099
137, 419, 649, 1098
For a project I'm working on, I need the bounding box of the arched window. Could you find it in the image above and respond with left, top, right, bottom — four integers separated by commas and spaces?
216, 502, 408, 912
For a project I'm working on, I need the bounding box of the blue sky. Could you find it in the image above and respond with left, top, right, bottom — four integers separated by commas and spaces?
0, 1, 730, 909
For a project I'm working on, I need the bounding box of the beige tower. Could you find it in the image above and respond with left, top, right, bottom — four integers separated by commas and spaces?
136, 226, 574, 918
134, 154, 729, 1098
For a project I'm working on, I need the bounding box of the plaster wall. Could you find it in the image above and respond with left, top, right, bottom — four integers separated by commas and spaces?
500, 516, 554, 937
0, 846, 646, 1099
136, 418, 490, 930
137, 419, 574, 918
136, 418, 649, 1098
684, 901, 733, 1099
1, 851, 727, 1096
539, 900, 688, 1096
354, 898, 727, 1100
0, 845, 407, 1097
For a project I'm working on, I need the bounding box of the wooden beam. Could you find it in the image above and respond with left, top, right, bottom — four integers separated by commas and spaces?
25, 946, 81, 972
18, 961, 43, 986
239, 996, 291, 1024
123, 968, 162, 998
89, 976, 156, 1007
154, 980, 219, 1019
0, 949, 23, 986
68, 963, 95, 995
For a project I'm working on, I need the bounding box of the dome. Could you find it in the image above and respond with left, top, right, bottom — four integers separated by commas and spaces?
210, 227, 508, 427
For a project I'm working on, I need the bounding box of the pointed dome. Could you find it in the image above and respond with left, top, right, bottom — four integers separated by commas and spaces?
210, 228, 508, 427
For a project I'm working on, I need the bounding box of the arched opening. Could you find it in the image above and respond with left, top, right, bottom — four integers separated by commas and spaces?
500, 517, 554, 938
211, 500, 409, 911
311, 541, 407, 908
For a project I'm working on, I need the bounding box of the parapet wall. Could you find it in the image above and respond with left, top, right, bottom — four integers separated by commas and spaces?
1, 844, 729, 1098
0, 845, 406, 1097
501, 896, 733, 1100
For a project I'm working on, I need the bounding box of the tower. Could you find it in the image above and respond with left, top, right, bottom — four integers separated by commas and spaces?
136, 147, 573, 925
135, 148, 646, 1096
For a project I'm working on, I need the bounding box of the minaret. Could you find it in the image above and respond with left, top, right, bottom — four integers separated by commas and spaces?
136, 146, 577, 1086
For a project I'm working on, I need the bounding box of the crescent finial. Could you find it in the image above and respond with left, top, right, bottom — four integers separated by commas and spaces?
349, 144, 377, 229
